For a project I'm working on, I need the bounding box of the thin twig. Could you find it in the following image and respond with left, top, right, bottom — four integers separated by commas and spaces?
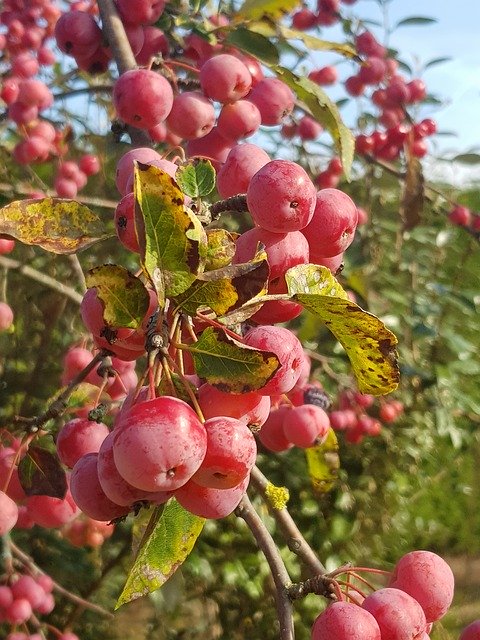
67, 254, 87, 292
0, 255, 83, 305
9, 541, 114, 619
13, 352, 105, 430
251, 466, 326, 576
236, 493, 295, 640
0, 182, 118, 209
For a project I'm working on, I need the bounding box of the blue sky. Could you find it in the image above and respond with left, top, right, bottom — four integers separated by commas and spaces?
304, 0, 480, 182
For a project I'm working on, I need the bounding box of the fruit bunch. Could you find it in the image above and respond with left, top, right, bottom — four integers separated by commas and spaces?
311, 550, 455, 640
328, 389, 404, 444
0, 570, 79, 639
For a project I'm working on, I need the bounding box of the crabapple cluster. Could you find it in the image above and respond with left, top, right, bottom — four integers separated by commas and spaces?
0, 571, 80, 639
328, 388, 404, 444
311, 550, 454, 639
348, 30, 436, 161
448, 205, 480, 234
291, 0, 355, 31
0, 1, 101, 197
62, 515, 114, 548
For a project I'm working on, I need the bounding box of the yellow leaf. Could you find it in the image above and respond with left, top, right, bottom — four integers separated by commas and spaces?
305, 429, 339, 495
0, 198, 108, 254
235, 0, 301, 22
286, 265, 399, 395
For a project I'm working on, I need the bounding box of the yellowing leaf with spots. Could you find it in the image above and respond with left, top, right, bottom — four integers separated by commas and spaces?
174, 251, 269, 317
0, 198, 108, 254
305, 429, 340, 495
235, 0, 301, 21
286, 265, 399, 395
116, 500, 204, 608
134, 163, 207, 303
188, 326, 280, 394
205, 229, 237, 271
85, 265, 151, 331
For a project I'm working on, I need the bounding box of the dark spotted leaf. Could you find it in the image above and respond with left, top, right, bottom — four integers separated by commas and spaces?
18, 446, 67, 498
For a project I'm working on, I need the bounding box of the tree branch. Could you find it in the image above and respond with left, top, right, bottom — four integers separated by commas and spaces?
251, 466, 326, 576
236, 493, 295, 640
96, 0, 151, 147
0, 255, 83, 305
9, 541, 114, 619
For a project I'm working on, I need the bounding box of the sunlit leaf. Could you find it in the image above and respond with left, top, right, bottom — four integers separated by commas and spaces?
272, 66, 354, 179
235, 0, 301, 22
225, 28, 279, 64
205, 229, 237, 271
18, 446, 67, 498
116, 500, 205, 608
134, 163, 207, 304
286, 265, 399, 395
305, 429, 339, 495
85, 265, 151, 331
188, 326, 280, 393
278, 27, 358, 58
0, 198, 108, 254
175, 159, 216, 198
174, 250, 268, 317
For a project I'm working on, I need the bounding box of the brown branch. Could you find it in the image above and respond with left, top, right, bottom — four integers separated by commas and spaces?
251, 466, 326, 576
0, 181, 118, 209
53, 84, 112, 100
96, 0, 151, 147
235, 493, 295, 640
0, 255, 83, 305
13, 352, 105, 430
210, 194, 249, 218
9, 541, 114, 619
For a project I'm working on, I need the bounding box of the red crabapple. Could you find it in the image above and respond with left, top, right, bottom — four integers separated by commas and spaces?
192, 416, 257, 489
113, 396, 207, 492
389, 550, 454, 622
113, 69, 173, 129
302, 188, 358, 259
175, 475, 249, 519
247, 160, 317, 233
200, 54, 252, 103
311, 601, 381, 640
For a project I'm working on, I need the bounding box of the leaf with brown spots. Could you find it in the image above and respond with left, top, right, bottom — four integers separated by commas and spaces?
286, 265, 399, 395
85, 265, 151, 331
116, 500, 204, 608
18, 446, 67, 499
187, 326, 280, 393
0, 198, 108, 254
134, 163, 207, 304
174, 249, 269, 317
205, 229, 237, 271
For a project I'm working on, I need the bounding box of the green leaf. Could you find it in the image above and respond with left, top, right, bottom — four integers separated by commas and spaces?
452, 153, 480, 165
205, 229, 237, 271
278, 27, 358, 59
188, 326, 280, 393
116, 500, 205, 608
18, 446, 67, 499
175, 159, 216, 198
85, 265, 151, 331
395, 16, 437, 27
174, 250, 269, 317
272, 66, 354, 179
286, 265, 399, 395
225, 27, 279, 65
235, 0, 301, 21
305, 429, 339, 495
423, 56, 451, 70
134, 163, 207, 304
0, 198, 108, 254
